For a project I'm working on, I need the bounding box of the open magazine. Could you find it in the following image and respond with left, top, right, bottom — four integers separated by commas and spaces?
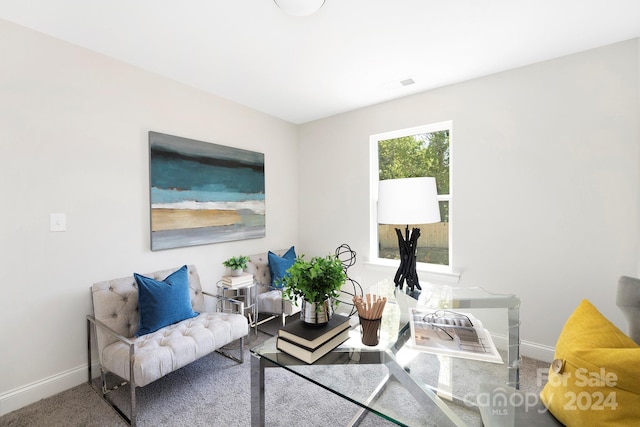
408, 307, 503, 364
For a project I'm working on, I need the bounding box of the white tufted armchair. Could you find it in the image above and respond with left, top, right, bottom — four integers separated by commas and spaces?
245, 249, 300, 329
87, 265, 248, 426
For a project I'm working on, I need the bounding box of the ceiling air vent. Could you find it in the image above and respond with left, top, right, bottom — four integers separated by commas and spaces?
399, 77, 416, 86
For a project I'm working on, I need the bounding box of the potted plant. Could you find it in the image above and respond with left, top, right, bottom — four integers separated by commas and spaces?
281, 254, 346, 325
222, 255, 250, 276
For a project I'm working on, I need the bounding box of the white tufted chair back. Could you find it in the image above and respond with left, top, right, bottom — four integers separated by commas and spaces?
90, 265, 205, 359
246, 249, 285, 291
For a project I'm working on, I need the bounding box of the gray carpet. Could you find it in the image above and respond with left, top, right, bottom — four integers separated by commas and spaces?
0, 318, 549, 427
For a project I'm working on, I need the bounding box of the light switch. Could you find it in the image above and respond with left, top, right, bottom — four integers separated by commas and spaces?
50, 213, 66, 232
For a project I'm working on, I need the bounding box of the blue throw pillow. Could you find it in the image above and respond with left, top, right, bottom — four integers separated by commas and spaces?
268, 246, 296, 289
134, 265, 198, 336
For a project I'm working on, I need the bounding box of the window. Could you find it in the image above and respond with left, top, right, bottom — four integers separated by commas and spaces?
370, 121, 452, 270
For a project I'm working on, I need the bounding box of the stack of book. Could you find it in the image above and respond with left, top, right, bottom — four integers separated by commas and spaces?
276, 313, 351, 364
221, 273, 254, 288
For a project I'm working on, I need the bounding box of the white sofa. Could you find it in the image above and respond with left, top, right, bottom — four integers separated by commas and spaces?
87, 264, 248, 426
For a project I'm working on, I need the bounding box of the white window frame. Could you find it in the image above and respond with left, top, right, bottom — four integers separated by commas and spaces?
368, 121, 457, 280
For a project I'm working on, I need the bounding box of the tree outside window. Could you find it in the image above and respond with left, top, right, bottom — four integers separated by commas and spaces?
375, 124, 451, 266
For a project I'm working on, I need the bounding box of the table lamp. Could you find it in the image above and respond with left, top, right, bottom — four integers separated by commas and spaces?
377, 177, 441, 292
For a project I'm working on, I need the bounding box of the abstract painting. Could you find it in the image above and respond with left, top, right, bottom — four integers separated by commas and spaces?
149, 132, 265, 250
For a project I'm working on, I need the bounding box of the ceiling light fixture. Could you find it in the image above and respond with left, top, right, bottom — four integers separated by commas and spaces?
274, 0, 325, 16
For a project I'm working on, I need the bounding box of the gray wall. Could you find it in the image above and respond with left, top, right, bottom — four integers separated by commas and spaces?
297, 38, 640, 361
0, 18, 298, 414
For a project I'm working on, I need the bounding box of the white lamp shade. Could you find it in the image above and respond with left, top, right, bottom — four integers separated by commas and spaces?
274, 0, 325, 16
377, 177, 441, 225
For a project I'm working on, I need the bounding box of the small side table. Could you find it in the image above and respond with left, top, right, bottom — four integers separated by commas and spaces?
217, 281, 258, 334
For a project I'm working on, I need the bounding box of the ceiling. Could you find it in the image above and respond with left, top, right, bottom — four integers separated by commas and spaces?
1, 0, 639, 124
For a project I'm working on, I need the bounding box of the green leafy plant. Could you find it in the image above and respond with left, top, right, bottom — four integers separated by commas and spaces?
222, 255, 249, 270
281, 254, 346, 305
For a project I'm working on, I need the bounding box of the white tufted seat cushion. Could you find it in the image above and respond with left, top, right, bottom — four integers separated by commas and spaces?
101, 311, 247, 386
90, 265, 248, 387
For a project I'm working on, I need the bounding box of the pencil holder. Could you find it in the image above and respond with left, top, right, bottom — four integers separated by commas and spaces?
360, 317, 382, 346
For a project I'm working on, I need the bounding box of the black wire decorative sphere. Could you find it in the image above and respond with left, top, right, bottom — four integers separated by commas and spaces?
335, 243, 357, 269
334, 243, 363, 315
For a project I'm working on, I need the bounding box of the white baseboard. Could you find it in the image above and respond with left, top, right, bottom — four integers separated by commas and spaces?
518, 340, 556, 363
492, 333, 555, 363
0, 363, 97, 417
1, 337, 554, 417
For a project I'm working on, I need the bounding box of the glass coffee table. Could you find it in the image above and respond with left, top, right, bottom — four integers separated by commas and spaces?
250, 281, 520, 426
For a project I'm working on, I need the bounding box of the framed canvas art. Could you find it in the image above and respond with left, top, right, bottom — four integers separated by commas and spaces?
149, 131, 265, 250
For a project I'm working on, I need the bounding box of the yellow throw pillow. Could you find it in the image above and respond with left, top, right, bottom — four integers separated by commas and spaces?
539, 299, 640, 426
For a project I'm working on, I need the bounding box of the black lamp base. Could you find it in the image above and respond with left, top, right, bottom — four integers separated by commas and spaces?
393, 225, 421, 292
